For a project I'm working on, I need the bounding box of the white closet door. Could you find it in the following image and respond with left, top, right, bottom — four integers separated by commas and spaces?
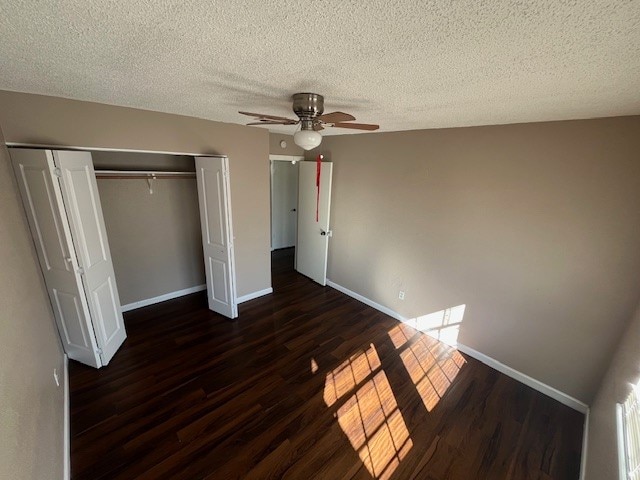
54, 150, 126, 365
195, 156, 237, 319
10, 148, 102, 368
296, 161, 333, 285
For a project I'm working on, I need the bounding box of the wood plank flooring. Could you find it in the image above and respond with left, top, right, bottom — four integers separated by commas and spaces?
70, 248, 584, 479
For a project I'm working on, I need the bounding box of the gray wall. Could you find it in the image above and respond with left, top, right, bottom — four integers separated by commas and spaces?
311, 116, 640, 403
0, 126, 65, 478
94, 152, 204, 306
270, 133, 304, 156
92, 151, 195, 171
585, 301, 640, 480
0, 90, 271, 298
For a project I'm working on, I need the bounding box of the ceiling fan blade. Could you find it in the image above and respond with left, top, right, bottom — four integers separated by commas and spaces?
316, 111, 356, 123
246, 121, 295, 126
331, 122, 380, 131
238, 111, 298, 123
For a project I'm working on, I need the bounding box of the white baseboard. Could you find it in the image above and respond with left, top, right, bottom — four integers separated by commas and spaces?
236, 287, 273, 304
121, 284, 207, 312
326, 278, 589, 414
326, 280, 405, 322
580, 408, 590, 480
454, 343, 588, 413
63, 354, 70, 480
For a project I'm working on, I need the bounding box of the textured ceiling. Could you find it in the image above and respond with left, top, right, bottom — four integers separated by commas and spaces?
1, 1, 639, 135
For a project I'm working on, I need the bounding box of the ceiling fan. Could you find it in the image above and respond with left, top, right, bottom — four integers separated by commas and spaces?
239, 93, 379, 150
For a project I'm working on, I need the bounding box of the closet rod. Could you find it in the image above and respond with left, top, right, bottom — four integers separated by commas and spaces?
94, 170, 196, 179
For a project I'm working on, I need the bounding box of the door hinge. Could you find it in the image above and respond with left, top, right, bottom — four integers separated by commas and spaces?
76, 266, 85, 275
96, 347, 103, 355
53, 168, 62, 177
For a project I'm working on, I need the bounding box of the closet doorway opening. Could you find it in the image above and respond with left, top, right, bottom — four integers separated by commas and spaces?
93, 151, 206, 311
93, 150, 238, 319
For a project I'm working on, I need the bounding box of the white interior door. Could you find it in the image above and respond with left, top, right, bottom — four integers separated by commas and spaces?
296, 160, 333, 285
271, 160, 298, 249
54, 150, 127, 366
195, 156, 237, 319
10, 148, 102, 368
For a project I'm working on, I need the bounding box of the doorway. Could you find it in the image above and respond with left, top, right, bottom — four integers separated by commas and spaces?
269, 154, 333, 287
270, 155, 302, 252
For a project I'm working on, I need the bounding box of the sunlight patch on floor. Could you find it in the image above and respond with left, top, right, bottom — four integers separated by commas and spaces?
310, 357, 319, 373
388, 322, 418, 349
324, 345, 412, 479
389, 322, 467, 412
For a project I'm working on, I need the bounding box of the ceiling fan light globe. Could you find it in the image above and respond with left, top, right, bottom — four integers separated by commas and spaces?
293, 129, 322, 151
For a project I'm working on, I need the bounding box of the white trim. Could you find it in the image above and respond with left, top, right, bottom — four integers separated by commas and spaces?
617, 403, 627, 480
580, 408, 591, 480
236, 287, 273, 304
326, 278, 589, 414
63, 354, 70, 480
269, 154, 305, 162
327, 280, 405, 322
455, 343, 589, 413
5, 142, 226, 158
120, 284, 207, 312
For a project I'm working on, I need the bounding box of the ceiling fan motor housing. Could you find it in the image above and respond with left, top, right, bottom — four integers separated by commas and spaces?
293, 93, 324, 130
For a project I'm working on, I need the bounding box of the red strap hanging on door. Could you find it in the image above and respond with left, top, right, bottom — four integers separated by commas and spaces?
316, 154, 323, 222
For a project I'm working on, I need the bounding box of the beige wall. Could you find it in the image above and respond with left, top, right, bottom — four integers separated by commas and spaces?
92, 151, 195, 172
585, 301, 640, 480
94, 152, 204, 306
0, 90, 271, 297
269, 133, 304, 156
313, 116, 640, 402
0, 126, 65, 478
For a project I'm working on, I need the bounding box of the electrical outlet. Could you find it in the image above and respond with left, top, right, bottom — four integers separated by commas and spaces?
398, 291, 405, 300
53, 368, 60, 387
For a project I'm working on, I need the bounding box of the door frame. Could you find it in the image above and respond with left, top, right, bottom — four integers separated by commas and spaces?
269, 154, 303, 252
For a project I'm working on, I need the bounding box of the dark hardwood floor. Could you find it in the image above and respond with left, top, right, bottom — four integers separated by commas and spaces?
70, 248, 584, 479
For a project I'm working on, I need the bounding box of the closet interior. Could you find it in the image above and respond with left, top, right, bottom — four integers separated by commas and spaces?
92, 151, 205, 311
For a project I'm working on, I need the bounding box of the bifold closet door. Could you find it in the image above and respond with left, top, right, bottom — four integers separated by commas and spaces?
10, 149, 102, 368
195, 156, 238, 319
10, 148, 126, 367
54, 150, 127, 365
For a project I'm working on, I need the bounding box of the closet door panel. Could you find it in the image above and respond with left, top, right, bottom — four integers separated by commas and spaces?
53, 289, 93, 347
196, 156, 237, 319
92, 276, 121, 342
10, 148, 101, 368
54, 150, 127, 366
63, 167, 108, 267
